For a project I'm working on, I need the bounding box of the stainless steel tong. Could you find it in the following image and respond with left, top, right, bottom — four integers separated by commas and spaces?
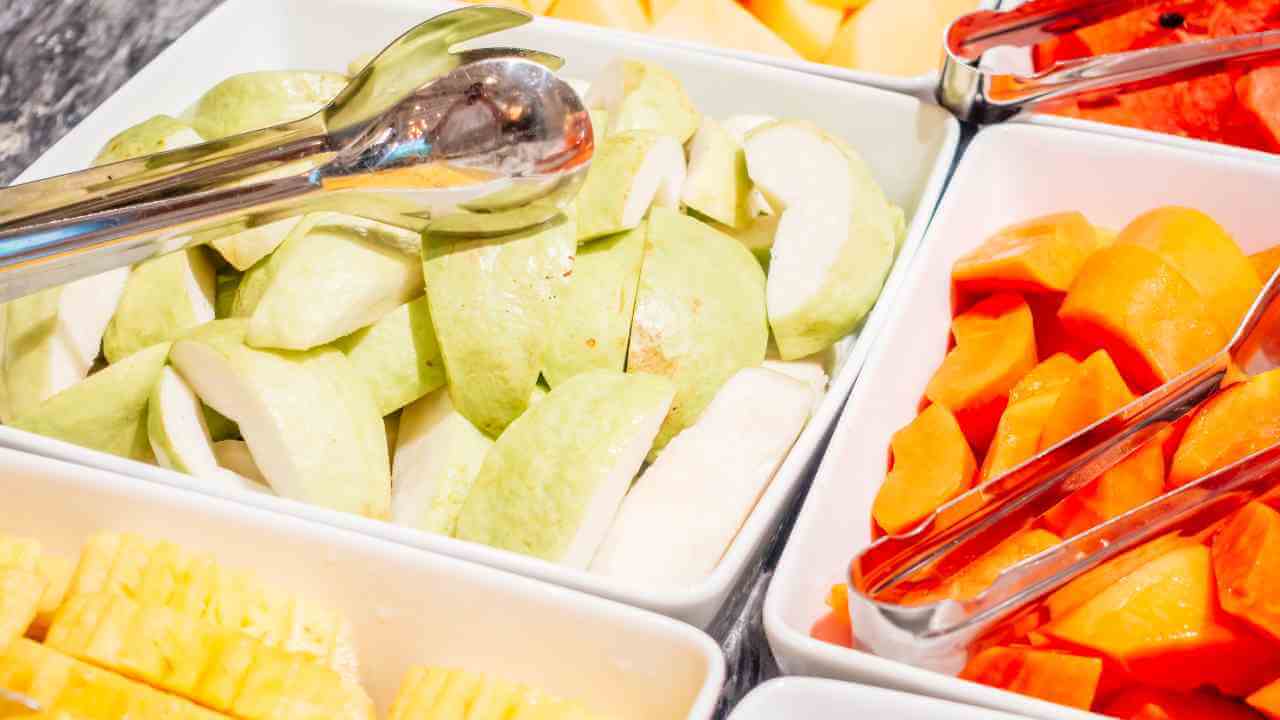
0, 6, 593, 302
939, 0, 1280, 123
848, 267, 1280, 673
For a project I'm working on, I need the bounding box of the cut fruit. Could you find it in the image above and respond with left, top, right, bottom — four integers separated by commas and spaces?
2, 269, 130, 422
455, 370, 674, 569
681, 117, 752, 229
575, 131, 685, 242
824, 0, 979, 76
11, 342, 170, 461
722, 114, 776, 144
1169, 368, 1280, 487
548, 0, 648, 33
585, 59, 700, 143
649, 0, 801, 60
1117, 206, 1261, 337
214, 271, 239, 320
717, 215, 779, 272
170, 320, 390, 517
872, 403, 976, 535
245, 213, 423, 351
189, 71, 348, 140
1252, 245, 1280, 283
0, 568, 44, 647
1041, 439, 1165, 538
211, 440, 267, 486
1059, 242, 1227, 391
742, 120, 852, 216
1107, 687, 1265, 720
333, 295, 444, 416
388, 666, 606, 720
209, 216, 304, 272
1213, 502, 1280, 643
1252, 678, 1280, 719
626, 208, 768, 454
147, 366, 219, 477
543, 223, 646, 387
1038, 349, 1134, 450
959, 646, 1103, 710
952, 212, 1102, 294
103, 250, 216, 364
423, 215, 574, 437
762, 343, 832, 412
944, 530, 1062, 601
93, 115, 203, 165
746, 0, 843, 61
592, 367, 812, 585
1046, 533, 1195, 621
925, 293, 1038, 450
389, 388, 493, 536
980, 353, 1080, 482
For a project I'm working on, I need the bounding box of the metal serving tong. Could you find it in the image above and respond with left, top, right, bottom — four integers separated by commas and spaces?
848, 269, 1280, 674
0, 6, 592, 302
939, 0, 1280, 123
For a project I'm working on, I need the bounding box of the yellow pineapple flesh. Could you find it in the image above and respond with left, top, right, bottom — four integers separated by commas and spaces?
0, 568, 45, 648
389, 667, 610, 720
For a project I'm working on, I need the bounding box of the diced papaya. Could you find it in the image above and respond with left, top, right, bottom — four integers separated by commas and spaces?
811, 584, 854, 648
1239, 66, 1280, 153
1105, 687, 1265, 720
1116, 207, 1261, 337
1039, 349, 1134, 450
1169, 369, 1280, 487
959, 646, 1103, 710
1059, 243, 1228, 392
1045, 533, 1195, 621
980, 353, 1081, 482
1044, 544, 1215, 662
1041, 438, 1165, 539
926, 293, 1038, 450
952, 212, 1103, 294
1251, 676, 1280, 719
872, 403, 977, 534
1125, 616, 1280, 698
944, 530, 1062, 601
1213, 502, 1280, 642
1028, 294, 1097, 362
1251, 245, 1280, 286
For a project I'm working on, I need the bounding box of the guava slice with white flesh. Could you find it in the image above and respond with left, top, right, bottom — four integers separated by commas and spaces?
212, 439, 267, 485
2, 269, 130, 421
389, 388, 493, 536
681, 117, 752, 229
11, 342, 171, 460
764, 342, 834, 412
713, 215, 779, 272
423, 217, 574, 437
586, 59, 701, 143
626, 207, 768, 455
209, 216, 304, 272
103, 248, 217, 363
455, 370, 674, 568
189, 71, 348, 140
147, 366, 218, 476
543, 223, 646, 387
93, 115, 203, 166
170, 320, 390, 517
721, 114, 774, 143
592, 367, 811, 585
333, 295, 443, 416
245, 213, 423, 351
575, 131, 685, 243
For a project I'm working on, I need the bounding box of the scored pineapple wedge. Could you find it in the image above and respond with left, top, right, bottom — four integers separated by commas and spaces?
389, 666, 612, 720
0, 568, 44, 649
0, 534, 74, 637
45, 593, 373, 720
63, 534, 357, 681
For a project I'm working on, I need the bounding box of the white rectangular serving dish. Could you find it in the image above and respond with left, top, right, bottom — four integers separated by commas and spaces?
729, 677, 1032, 719
763, 122, 1280, 720
3, 0, 961, 627
0, 446, 724, 719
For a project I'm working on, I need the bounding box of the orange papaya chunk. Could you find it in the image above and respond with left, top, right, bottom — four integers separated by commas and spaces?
1028, 293, 1097, 361
1251, 245, 1280, 286
1045, 533, 1194, 621
926, 293, 1037, 450
1250, 677, 1280, 720
1039, 349, 1135, 450
953, 212, 1103, 294
944, 529, 1062, 601
1239, 66, 1280, 153
1042, 439, 1165, 539
981, 353, 1081, 482
1125, 616, 1280, 698
872, 404, 977, 534
959, 646, 1103, 710
1105, 688, 1264, 720
1059, 243, 1227, 391
1169, 369, 1280, 487
1117, 207, 1261, 337
1213, 502, 1280, 643
1044, 544, 1215, 662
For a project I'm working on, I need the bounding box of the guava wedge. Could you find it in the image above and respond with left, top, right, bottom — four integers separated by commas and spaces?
586, 59, 701, 143
103, 248, 217, 363
575, 130, 685, 243
333, 295, 443, 416
189, 71, 347, 140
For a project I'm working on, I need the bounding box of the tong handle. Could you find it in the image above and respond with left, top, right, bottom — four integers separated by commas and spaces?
947, 0, 1162, 61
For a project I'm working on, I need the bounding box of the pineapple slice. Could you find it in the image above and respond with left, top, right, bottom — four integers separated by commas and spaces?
67, 535, 121, 598
31, 554, 74, 636
0, 536, 40, 572
0, 638, 228, 720
389, 667, 609, 720
45, 593, 372, 720
0, 568, 45, 648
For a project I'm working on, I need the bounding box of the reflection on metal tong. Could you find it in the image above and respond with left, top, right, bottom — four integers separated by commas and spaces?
0, 6, 593, 302
938, 0, 1280, 123
847, 266, 1280, 673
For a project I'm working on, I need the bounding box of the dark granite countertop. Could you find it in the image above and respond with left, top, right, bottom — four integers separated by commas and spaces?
0, 1, 799, 715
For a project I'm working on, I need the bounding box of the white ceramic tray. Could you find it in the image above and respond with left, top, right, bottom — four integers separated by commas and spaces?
763, 122, 1280, 720
0, 446, 724, 719
729, 677, 1032, 719
3, 0, 961, 628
